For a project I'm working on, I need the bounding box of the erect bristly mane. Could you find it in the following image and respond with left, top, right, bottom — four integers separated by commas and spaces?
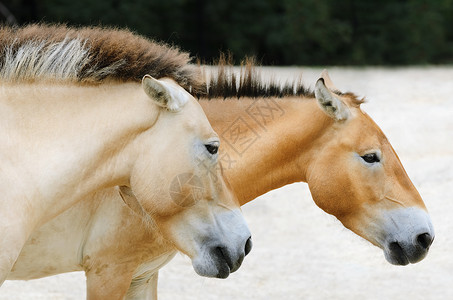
196, 55, 363, 104
195, 55, 314, 99
0, 24, 203, 91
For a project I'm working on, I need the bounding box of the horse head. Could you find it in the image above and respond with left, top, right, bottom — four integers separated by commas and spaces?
307, 71, 433, 265
122, 76, 252, 278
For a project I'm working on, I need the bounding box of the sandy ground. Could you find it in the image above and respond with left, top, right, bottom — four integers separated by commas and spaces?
1, 67, 452, 299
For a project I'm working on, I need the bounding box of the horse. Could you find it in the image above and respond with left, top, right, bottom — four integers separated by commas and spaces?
0, 24, 252, 293
8, 55, 434, 299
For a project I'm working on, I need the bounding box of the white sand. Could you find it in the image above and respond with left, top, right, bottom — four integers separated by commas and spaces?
1, 67, 452, 299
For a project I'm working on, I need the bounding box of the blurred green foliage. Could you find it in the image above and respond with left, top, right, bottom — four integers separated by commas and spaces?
3, 0, 453, 65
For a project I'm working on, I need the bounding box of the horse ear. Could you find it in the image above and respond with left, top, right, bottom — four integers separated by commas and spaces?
142, 75, 186, 111
315, 78, 350, 121
320, 69, 340, 92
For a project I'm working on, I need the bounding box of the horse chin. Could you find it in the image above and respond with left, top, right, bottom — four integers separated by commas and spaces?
383, 244, 410, 266
191, 254, 232, 279
383, 241, 430, 266
191, 243, 250, 278
188, 209, 252, 278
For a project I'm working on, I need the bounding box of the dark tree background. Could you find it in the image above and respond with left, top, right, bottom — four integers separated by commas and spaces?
2, 0, 453, 65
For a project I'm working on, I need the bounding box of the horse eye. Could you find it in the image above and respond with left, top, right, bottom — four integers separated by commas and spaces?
205, 144, 218, 155
361, 153, 380, 164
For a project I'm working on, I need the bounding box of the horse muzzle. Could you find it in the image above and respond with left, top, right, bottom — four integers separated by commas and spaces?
379, 207, 434, 265
192, 235, 252, 278
384, 232, 434, 265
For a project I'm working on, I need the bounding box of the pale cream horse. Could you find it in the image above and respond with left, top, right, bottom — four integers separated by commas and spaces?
0, 25, 252, 293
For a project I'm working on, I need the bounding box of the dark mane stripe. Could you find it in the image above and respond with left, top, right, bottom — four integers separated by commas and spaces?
196, 55, 314, 99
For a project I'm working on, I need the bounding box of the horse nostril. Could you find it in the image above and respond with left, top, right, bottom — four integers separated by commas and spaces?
244, 236, 252, 256
416, 233, 433, 250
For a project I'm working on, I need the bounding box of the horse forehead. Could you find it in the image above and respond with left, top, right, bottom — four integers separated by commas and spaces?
181, 100, 218, 139
345, 110, 387, 142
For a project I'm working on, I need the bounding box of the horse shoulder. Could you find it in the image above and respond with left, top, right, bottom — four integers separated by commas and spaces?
82, 190, 176, 298
8, 207, 89, 279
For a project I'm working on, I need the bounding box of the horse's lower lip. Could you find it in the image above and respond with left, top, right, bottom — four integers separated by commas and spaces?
211, 247, 233, 278
388, 242, 409, 265
230, 253, 244, 273
215, 261, 231, 278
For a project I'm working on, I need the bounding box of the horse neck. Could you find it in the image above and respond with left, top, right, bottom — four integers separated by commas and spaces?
0, 82, 157, 223
200, 96, 331, 205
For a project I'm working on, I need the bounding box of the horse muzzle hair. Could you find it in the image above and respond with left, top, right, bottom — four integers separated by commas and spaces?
377, 207, 434, 265
190, 208, 252, 279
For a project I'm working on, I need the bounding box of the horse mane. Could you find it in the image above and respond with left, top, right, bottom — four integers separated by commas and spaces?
0, 24, 361, 103
195, 55, 314, 99
194, 54, 365, 106
196, 56, 364, 104
0, 24, 203, 92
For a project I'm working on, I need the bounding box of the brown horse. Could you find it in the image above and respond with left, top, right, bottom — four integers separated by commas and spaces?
201, 64, 434, 265
8, 29, 433, 299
